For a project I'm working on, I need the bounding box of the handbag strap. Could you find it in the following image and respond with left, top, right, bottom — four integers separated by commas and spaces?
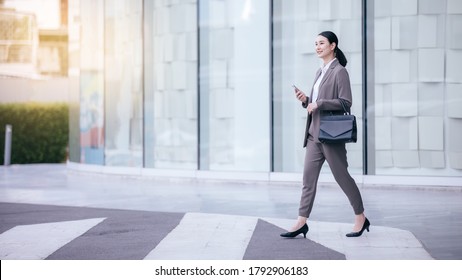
339, 99, 350, 115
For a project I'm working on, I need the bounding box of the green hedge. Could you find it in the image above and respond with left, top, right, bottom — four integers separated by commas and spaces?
0, 103, 69, 164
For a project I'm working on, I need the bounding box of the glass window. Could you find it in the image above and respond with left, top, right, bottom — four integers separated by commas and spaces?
144, 0, 198, 169
199, 0, 271, 172
104, 0, 143, 167
373, 0, 462, 176
272, 0, 363, 173
79, 0, 105, 165
68, 0, 81, 163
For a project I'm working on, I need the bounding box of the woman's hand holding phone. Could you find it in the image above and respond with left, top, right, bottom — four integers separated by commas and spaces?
292, 85, 307, 103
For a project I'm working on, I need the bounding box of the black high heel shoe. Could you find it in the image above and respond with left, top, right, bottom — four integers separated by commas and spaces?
346, 218, 370, 237
280, 224, 309, 238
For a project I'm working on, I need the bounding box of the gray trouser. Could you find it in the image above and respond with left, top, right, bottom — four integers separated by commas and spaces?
299, 139, 364, 218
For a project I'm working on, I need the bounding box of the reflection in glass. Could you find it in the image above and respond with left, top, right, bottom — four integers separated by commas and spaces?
104, 0, 143, 167
144, 0, 198, 169
373, 1, 462, 176
199, 0, 271, 172
272, 0, 363, 173
79, 0, 104, 164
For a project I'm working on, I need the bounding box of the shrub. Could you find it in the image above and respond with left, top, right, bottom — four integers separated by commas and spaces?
0, 102, 69, 164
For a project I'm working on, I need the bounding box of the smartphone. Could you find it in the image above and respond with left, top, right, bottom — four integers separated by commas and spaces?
292, 84, 299, 92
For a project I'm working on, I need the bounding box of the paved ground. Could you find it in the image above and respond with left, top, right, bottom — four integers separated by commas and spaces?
1, 164, 461, 260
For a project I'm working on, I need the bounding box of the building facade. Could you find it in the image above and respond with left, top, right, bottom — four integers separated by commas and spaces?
67, 0, 462, 184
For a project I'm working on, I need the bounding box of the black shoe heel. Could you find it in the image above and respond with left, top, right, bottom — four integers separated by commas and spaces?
280, 224, 309, 238
346, 218, 370, 237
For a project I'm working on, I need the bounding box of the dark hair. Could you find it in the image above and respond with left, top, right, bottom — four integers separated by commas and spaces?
318, 31, 347, 67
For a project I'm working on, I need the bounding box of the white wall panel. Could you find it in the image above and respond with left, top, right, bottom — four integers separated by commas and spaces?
418, 15, 438, 48
376, 151, 394, 167
391, 117, 418, 150
447, 0, 462, 14
446, 50, 462, 83
418, 0, 446, 14
171, 61, 187, 89
209, 60, 228, 89
375, 117, 392, 150
448, 119, 462, 152
392, 16, 418, 49
391, 51, 411, 83
419, 151, 445, 168
391, 0, 417, 16
375, 51, 392, 84
418, 49, 445, 82
392, 151, 419, 167
375, 18, 391, 50
418, 116, 444, 150
375, 0, 391, 18
391, 83, 418, 116
447, 83, 462, 118
447, 15, 462, 49
418, 83, 445, 116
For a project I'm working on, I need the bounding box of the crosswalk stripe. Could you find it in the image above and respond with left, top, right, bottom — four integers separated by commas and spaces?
0, 218, 106, 260
144, 212, 258, 260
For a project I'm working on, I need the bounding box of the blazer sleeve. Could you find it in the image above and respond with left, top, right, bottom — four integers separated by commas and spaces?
302, 96, 310, 108
316, 67, 352, 111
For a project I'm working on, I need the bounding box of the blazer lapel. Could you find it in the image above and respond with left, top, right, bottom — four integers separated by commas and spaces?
318, 59, 339, 90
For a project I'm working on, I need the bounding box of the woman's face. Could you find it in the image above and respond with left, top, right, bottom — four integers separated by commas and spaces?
315, 35, 336, 59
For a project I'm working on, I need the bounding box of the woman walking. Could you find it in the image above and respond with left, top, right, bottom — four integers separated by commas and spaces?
280, 31, 370, 238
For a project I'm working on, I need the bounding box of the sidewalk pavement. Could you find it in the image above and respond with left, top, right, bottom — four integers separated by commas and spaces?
1, 164, 461, 260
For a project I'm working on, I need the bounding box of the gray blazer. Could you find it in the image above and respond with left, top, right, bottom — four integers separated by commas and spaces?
302, 59, 353, 147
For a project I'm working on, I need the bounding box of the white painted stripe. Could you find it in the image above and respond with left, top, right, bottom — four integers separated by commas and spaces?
262, 218, 433, 260
0, 218, 106, 260
144, 213, 258, 260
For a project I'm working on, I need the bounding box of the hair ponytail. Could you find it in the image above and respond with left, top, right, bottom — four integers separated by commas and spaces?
335, 47, 348, 67
318, 31, 348, 67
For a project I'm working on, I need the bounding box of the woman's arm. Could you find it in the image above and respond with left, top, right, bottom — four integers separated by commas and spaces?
316, 68, 352, 111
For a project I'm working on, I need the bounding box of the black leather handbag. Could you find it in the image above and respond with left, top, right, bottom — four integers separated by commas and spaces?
318, 99, 357, 144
